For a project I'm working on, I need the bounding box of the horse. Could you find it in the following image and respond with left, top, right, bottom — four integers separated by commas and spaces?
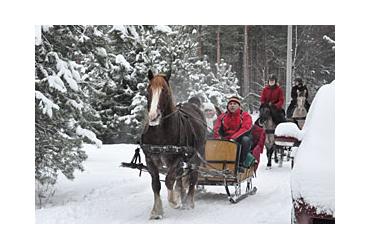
141, 70, 207, 219
259, 103, 284, 168
291, 90, 308, 129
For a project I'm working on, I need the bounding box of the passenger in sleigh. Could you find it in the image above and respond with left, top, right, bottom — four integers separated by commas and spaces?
213, 96, 254, 169
250, 118, 266, 169
202, 102, 218, 139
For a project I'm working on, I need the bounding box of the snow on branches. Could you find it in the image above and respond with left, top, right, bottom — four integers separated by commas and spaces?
35, 91, 60, 118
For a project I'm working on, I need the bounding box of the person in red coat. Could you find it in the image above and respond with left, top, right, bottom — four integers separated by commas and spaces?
251, 118, 266, 168
260, 74, 286, 124
213, 96, 253, 167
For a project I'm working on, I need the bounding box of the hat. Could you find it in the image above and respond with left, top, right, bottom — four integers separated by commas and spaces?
294, 78, 303, 85
268, 74, 277, 82
227, 96, 241, 106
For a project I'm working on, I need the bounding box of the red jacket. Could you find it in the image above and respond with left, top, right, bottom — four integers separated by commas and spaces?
213, 108, 252, 140
251, 121, 266, 166
260, 84, 285, 110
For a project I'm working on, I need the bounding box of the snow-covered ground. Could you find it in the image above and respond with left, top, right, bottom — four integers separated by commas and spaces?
36, 143, 293, 224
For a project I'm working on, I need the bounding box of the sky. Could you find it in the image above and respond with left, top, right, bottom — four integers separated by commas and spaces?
1, 0, 369, 250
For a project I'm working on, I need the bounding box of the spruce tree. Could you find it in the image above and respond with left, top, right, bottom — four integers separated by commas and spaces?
35, 26, 102, 205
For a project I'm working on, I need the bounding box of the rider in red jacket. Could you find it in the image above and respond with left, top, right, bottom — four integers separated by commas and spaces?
260, 74, 286, 124
213, 96, 253, 167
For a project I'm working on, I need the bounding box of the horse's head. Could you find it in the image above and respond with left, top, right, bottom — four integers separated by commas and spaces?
296, 90, 307, 110
146, 70, 175, 126
259, 103, 272, 124
296, 96, 306, 109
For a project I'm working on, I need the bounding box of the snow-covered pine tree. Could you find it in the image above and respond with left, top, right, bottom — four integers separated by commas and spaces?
179, 55, 214, 103
182, 56, 240, 112
35, 26, 102, 206
98, 25, 149, 143
210, 58, 240, 110
100, 25, 199, 143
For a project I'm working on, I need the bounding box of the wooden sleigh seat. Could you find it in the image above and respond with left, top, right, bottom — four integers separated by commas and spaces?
197, 139, 256, 186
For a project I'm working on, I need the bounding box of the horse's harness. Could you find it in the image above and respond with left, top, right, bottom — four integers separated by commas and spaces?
129, 104, 210, 179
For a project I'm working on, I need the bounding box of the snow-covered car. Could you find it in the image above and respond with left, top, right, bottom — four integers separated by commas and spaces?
290, 82, 335, 224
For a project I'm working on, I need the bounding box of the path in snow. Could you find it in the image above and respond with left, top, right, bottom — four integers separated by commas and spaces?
36, 144, 293, 224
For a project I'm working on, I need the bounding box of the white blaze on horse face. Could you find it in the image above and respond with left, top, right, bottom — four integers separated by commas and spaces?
149, 87, 162, 126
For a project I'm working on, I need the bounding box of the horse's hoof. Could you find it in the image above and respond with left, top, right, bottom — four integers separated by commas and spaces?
182, 201, 194, 210
169, 201, 181, 209
149, 214, 163, 220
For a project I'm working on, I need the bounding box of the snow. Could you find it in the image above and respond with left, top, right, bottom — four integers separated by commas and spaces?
67, 99, 83, 111
275, 122, 303, 140
323, 35, 335, 44
63, 73, 79, 92
76, 126, 102, 148
154, 25, 172, 34
115, 54, 133, 71
35, 25, 42, 45
127, 26, 140, 42
47, 75, 67, 93
35, 91, 60, 118
111, 25, 129, 37
47, 53, 81, 92
291, 82, 335, 216
35, 143, 293, 223
96, 47, 107, 57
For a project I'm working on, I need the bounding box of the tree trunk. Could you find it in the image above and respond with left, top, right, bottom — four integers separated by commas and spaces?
197, 25, 203, 57
216, 26, 221, 64
286, 25, 293, 110
292, 25, 298, 78
242, 25, 250, 97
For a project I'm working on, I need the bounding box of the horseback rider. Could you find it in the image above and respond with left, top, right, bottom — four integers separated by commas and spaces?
213, 96, 253, 167
260, 74, 286, 124
286, 78, 311, 118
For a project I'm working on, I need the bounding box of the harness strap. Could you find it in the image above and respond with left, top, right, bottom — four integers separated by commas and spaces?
131, 147, 142, 176
265, 129, 275, 134
141, 144, 194, 155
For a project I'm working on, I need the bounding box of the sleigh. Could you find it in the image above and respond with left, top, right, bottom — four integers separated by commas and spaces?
120, 139, 257, 204
274, 122, 302, 168
197, 139, 257, 203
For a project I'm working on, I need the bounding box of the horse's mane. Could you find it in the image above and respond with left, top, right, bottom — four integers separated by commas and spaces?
259, 103, 280, 125
149, 75, 176, 112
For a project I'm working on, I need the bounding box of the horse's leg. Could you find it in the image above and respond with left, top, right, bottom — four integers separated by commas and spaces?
278, 146, 283, 167
147, 165, 163, 220
165, 164, 181, 209
176, 174, 186, 207
183, 167, 198, 209
266, 147, 272, 168
274, 145, 279, 163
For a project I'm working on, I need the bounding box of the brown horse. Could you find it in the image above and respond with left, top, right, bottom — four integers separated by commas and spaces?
259, 103, 284, 168
141, 70, 207, 219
